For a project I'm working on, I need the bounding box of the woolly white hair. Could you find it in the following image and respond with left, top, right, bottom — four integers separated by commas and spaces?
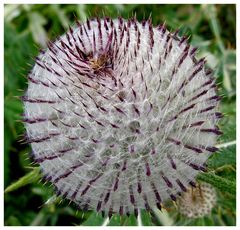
23, 17, 222, 217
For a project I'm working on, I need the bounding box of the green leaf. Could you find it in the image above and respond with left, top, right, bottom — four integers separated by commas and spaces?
4, 127, 11, 186
219, 101, 236, 143
208, 145, 236, 168
107, 215, 121, 226
50, 5, 70, 30
197, 172, 235, 195
4, 167, 41, 193
81, 212, 105, 226
5, 215, 22, 226
140, 210, 154, 226
223, 50, 236, 95
4, 4, 21, 22
107, 214, 137, 226
4, 20, 37, 188
201, 4, 225, 53
4, 22, 37, 96
124, 214, 138, 226
217, 192, 236, 212
27, 12, 47, 47
202, 216, 215, 226
75, 4, 87, 21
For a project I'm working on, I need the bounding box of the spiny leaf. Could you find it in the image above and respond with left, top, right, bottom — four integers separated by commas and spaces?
107, 214, 137, 226
140, 210, 154, 226
208, 144, 236, 168
197, 172, 235, 195
81, 212, 105, 226
4, 167, 41, 193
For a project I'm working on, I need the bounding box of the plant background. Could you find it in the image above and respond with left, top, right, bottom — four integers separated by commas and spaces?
4, 4, 236, 226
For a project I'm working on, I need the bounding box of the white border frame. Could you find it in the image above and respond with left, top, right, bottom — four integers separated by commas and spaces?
1, 1, 238, 229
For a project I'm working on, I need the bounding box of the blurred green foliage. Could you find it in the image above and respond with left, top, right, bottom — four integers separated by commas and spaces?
4, 4, 236, 226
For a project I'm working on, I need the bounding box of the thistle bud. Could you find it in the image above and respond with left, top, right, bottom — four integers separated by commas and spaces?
177, 182, 217, 218
23, 17, 222, 216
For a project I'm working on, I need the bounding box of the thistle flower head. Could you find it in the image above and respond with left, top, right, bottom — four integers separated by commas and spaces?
177, 182, 217, 218
23, 17, 222, 217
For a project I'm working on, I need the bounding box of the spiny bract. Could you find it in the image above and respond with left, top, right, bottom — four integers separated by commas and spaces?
23, 17, 222, 217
